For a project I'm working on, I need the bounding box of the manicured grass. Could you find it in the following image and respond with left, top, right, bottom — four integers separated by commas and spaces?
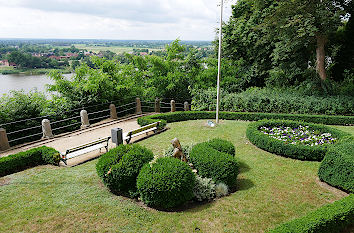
0, 120, 351, 232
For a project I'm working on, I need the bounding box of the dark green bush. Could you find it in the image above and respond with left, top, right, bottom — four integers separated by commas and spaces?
137, 111, 354, 127
246, 119, 349, 161
192, 87, 354, 115
268, 194, 354, 233
137, 157, 195, 209
0, 146, 60, 177
189, 141, 239, 187
318, 140, 354, 193
207, 138, 235, 156
96, 144, 154, 197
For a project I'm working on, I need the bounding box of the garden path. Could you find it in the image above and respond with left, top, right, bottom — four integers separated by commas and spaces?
1, 114, 154, 166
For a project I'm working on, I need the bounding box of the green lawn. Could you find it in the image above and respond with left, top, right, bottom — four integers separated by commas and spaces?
0, 120, 351, 232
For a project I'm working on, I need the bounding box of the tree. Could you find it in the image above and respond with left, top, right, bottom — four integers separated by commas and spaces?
266, 0, 351, 81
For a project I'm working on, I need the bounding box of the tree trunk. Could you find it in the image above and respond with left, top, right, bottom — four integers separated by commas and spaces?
316, 34, 328, 81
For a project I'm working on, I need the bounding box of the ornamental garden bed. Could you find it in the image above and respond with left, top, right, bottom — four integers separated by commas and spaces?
246, 119, 350, 161
96, 138, 239, 210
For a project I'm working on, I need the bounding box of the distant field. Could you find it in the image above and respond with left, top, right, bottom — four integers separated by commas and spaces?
59, 44, 165, 54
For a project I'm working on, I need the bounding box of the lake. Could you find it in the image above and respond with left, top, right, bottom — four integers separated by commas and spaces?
0, 73, 73, 96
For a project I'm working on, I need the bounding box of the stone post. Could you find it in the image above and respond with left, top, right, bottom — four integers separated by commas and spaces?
0, 128, 10, 151
184, 101, 189, 111
80, 109, 90, 129
170, 100, 176, 112
109, 104, 118, 119
154, 98, 160, 113
42, 119, 54, 139
136, 97, 142, 114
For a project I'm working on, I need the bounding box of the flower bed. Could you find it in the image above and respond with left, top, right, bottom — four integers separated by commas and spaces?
246, 119, 349, 161
259, 125, 337, 146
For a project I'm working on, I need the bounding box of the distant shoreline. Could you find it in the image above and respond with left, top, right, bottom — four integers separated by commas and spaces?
0, 68, 71, 75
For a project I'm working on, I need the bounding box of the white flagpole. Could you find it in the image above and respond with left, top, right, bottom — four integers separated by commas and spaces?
216, 0, 223, 124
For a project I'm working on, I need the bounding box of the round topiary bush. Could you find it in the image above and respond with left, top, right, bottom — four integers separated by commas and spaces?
137, 157, 196, 209
318, 139, 354, 193
207, 138, 235, 156
189, 139, 239, 188
96, 144, 154, 197
246, 119, 349, 161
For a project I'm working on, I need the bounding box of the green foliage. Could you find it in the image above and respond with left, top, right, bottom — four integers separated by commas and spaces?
246, 119, 349, 161
163, 144, 194, 161
207, 138, 235, 156
189, 140, 239, 187
137, 111, 354, 128
0, 146, 59, 177
96, 144, 154, 197
268, 194, 354, 233
192, 87, 354, 115
215, 182, 229, 198
318, 140, 354, 193
137, 157, 195, 209
193, 175, 216, 202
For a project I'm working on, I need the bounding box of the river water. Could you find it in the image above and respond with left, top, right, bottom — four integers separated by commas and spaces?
0, 73, 73, 96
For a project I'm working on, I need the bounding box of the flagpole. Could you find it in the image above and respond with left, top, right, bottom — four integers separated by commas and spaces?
216, 0, 223, 124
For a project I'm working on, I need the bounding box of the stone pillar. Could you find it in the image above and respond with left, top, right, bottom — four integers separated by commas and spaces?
184, 101, 189, 111
42, 119, 54, 139
155, 98, 160, 113
170, 100, 176, 112
80, 110, 90, 129
0, 128, 10, 151
136, 97, 142, 114
110, 104, 118, 119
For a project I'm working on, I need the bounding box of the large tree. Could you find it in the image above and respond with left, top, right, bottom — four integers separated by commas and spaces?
265, 0, 351, 81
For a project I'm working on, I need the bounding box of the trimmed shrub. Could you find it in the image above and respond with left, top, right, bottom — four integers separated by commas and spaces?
137, 157, 195, 209
193, 175, 216, 202
192, 87, 354, 115
0, 146, 60, 177
96, 144, 154, 197
268, 194, 354, 233
318, 140, 354, 193
246, 119, 349, 161
207, 138, 235, 156
189, 141, 239, 187
137, 111, 354, 127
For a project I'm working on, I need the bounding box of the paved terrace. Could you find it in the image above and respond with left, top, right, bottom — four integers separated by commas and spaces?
0, 114, 154, 166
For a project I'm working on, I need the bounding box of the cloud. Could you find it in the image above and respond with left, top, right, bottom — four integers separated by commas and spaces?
0, 0, 235, 40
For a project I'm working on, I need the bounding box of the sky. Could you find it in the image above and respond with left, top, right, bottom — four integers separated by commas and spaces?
0, 0, 236, 41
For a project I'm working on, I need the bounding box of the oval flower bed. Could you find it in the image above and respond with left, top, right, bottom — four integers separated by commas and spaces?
259, 125, 337, 146
246, 119, 349, 161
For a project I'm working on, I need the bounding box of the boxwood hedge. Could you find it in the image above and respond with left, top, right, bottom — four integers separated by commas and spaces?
137, 111, 354, 128
189, 139, 238, 187
137, 157, 195, 209
96, 144, 154, 197
0, 146, 60, 177
318, 140, 354, 193
268, 194, 354, 233
246, 119, 350, 161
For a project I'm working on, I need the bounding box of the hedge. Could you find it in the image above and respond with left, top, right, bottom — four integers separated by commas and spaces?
192, 87, 354, 115
0, 146, 60, 177
137, 157, 195, 209
189, 139, 239, 187
246, 119, 350, 161
318, 140, 354, 193
137, 111, 354, 128
96, 144, 154, 197
268, 194, 354, 233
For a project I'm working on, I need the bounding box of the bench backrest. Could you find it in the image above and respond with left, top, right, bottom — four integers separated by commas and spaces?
65, 137, 111, 154
127, 121, 160, 136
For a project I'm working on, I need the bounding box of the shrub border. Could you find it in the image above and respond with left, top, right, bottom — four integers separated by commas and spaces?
137, 111, 354, 128
245, 119, 350, 161
268, 194, 354, 233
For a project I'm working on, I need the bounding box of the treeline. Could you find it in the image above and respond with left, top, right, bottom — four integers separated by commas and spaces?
6, 51, 68, 69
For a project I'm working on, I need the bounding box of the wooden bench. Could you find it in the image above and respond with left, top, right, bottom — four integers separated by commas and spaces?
123, 121, 160, 144
60, 136, 111, 165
